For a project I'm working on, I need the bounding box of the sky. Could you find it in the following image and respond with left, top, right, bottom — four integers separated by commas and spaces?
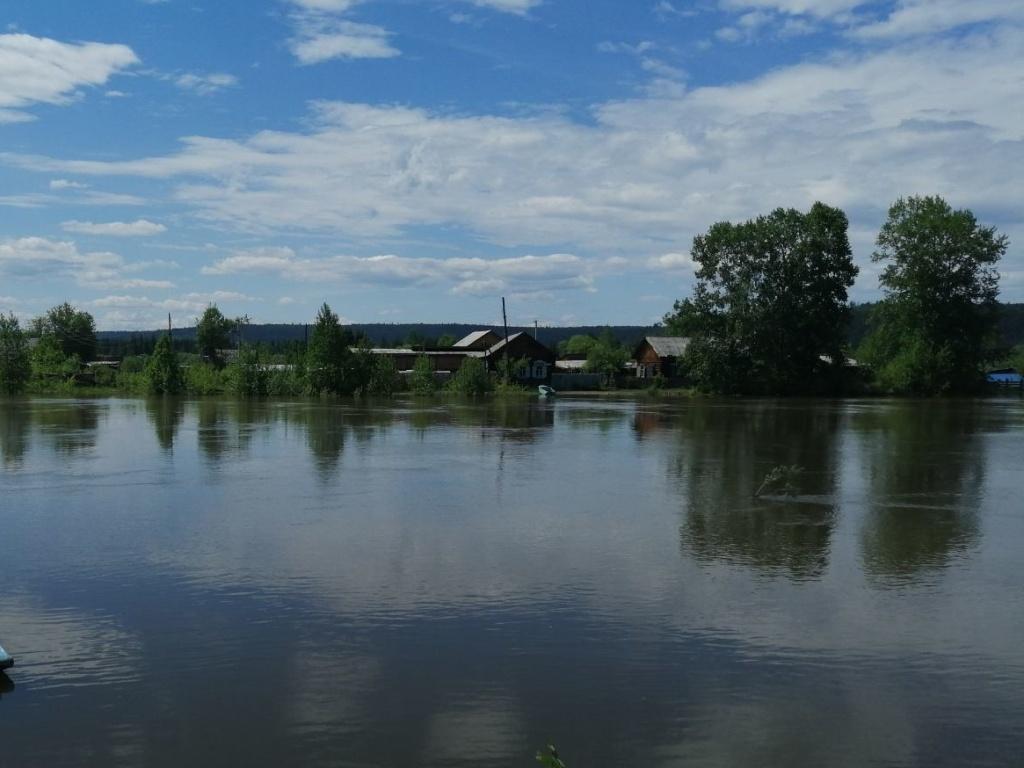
1, 0, 1022, 330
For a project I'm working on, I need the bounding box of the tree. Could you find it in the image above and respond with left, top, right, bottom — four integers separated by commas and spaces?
558, 334, 598, 356
196, 305, 235, 366
664, 202, 858, 394
409, 355, 436, 395
227, 344, 268, 397
365, 354, 400, 396
860, 196, 1006, 393
145, 334, 184, 394
436, 334, 456, 348
31, 333, 78, 378
306, 303, 353, 395
449, 356, 492, 396
39, 303, 97, 362
584, 329, 628, 383
0, 313, 31, 394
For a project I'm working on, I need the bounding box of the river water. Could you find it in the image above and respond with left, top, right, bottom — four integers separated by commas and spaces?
0, 396, 1022, 767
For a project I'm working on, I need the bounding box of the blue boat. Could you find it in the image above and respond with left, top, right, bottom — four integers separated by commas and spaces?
0, 643, 13, 671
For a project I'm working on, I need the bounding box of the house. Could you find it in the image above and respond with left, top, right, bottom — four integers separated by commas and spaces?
986, 368, 1023, 386
485, 332, 556, 381
452, 330, 502, 350
633, 336, 690, 379
364, 329, 556, 382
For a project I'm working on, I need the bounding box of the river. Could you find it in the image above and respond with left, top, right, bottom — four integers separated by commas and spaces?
0, 396, 1022, 767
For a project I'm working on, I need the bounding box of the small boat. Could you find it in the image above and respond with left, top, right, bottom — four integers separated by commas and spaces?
537, 385, 556, 397
0, 643, 13, 671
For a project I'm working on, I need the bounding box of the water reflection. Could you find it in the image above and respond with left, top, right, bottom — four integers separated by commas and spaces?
670, 403, 841, 580
0, 398, 30, 465
35, 401, 101, 454
855, 402, 985, 585
144, 398, 184, 452
0, 673, 14, 698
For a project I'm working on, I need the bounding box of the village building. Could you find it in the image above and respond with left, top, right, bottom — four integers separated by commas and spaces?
633, 336, 690, 379
365, 329, 556, 383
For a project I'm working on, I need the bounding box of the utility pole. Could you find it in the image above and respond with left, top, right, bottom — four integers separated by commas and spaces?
167, 313, 172, 335
534, 319, 539, 340
501, 297, 510, 382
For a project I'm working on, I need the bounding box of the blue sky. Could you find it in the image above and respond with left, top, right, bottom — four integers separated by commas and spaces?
1, 0, 1022, 330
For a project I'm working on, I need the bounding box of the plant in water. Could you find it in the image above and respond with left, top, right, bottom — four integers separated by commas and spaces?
754, 464, 804, 497
536, 744, 566, 768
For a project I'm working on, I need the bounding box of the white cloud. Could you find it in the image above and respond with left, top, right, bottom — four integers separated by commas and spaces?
50, 179, 89, 190
286, 1, 399, 64
718, 0, 863, 20
175, 72, 239, 95
89, 291, 253, 330
0, 34, 138, 123
467, 0, 540, 14
6, 27, 1024, 298
852, 0, 1024, 40
0, 236, 171, 290
61, 219, 167, 237
647, 252, 695, 271
202, 247, 594, 296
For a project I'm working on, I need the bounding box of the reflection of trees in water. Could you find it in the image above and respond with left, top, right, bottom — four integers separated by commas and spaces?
196, 400, 275, 462
35, 402, 101, 455
855, 402, 985, 585
673, 403, 842, 580
0, 399, 31, 465
449, 400, 555, 440
560, 406, 629, 434
145, 398, 184, 452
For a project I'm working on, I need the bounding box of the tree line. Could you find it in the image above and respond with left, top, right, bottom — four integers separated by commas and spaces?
663, 195, 1011, 395
0, 302, 527, 398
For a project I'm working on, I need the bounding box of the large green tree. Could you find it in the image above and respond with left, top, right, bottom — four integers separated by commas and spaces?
196, 305, 235, 366
860, 196, 1006, 393
0, 313, 31, 394
306, 303, 354, 395
145, 334, 184, 394
38, 303, 97, 361
664, 202, 858, 394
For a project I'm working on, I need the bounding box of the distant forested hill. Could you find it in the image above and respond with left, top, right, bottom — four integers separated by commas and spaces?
97, 323, 661, 355
849, 303, 1024, 348
97, 304, 1024, 356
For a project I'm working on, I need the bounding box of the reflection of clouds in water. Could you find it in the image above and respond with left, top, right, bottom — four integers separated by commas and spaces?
0, 596, 142, 690
421, 696, 524, 764
284, 648, 380, 738
655, 672, 917, 768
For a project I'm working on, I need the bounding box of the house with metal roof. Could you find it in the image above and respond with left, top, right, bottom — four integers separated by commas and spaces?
452, 330, 502, 350
633, 336, 690, 379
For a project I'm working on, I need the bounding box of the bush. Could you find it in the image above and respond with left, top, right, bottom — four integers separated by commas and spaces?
449, 357, 493, 396
409, 355, 436, 395
227, 345, 269, 398
183, 361, 224, 395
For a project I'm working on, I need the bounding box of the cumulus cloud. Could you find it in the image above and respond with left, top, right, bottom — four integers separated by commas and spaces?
852, 0, 1024, 40
286, 1, 399, 64
5, 26, 1024, 298
0, 33, 138, 123
61, 219, 167, 236
201, 247, 594, 296
0, 236, 173, 290
175, 72, 239, 95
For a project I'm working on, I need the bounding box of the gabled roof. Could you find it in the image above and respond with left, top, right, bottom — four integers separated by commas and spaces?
643, 336, 690, 358
452, 330, 501, 349
486, 331, 525, 355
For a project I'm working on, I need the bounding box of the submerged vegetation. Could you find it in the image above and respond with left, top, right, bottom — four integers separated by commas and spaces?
665, 195, 1010, 396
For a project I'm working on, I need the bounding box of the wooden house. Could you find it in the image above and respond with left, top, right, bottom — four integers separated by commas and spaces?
633, 336, 690, 379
